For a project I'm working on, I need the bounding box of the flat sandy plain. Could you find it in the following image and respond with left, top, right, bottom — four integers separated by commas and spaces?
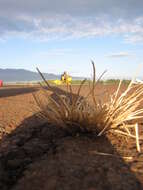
0, 84, 143, 190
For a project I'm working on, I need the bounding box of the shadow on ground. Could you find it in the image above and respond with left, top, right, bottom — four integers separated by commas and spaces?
0, 118, 142, 190
0, 87, 38, 98
0, 85, 142, 190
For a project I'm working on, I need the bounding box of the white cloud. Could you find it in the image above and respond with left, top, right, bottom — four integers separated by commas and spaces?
0, 1, 143, 43
124, 34, 143, 44
105, 52, 130, 58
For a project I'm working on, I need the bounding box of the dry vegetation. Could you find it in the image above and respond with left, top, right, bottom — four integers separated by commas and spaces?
33, 62, 143, 152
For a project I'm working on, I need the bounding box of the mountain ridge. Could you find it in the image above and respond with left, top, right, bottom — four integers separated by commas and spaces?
0, 68, 84, 82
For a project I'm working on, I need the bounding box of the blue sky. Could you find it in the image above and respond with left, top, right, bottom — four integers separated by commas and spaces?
0, 0, 143, 79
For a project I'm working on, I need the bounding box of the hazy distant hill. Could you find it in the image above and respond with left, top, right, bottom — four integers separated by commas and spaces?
0, 68, 84, 82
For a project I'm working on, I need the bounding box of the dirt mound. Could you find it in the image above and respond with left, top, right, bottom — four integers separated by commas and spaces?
0, 119, 142, 190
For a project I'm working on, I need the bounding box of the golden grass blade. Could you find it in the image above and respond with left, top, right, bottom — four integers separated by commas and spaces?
113, 129, 143, 140
85, 61, 107, 100
96, 70, 107, 83
77, 79, 87, 97
122, 123, 131, 135
36, 67, 51, 89
89, 151, 133, 160
71, 79, 87, 108
112, 80, 122, 106
135, 123, 141, 152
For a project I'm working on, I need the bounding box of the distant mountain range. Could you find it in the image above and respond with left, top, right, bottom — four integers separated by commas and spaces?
0, 68, 84, 82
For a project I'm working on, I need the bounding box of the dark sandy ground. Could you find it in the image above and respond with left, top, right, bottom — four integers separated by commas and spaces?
0, 84, 143, 190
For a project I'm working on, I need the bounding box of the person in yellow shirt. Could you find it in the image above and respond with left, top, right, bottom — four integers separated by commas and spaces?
61, 72, 72, 85
61, 71, 67, 82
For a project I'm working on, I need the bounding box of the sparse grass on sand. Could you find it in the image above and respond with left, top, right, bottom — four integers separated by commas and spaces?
33, 62, 143, 152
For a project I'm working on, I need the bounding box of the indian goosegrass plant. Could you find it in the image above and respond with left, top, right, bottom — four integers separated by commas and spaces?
34, 62, 143, 152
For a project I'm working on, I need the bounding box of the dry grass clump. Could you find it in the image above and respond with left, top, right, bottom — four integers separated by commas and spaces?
33, 71, 96, 134
34, 62, 143, 151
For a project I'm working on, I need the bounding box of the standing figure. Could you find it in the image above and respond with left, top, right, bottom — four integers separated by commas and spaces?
61, 72, 72, 85
61, 71, 68, 82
